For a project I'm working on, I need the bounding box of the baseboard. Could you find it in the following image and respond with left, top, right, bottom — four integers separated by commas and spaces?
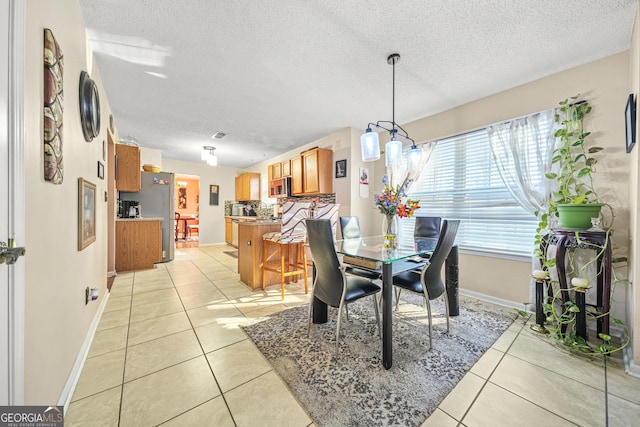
58, 291, 111, 412
459, 288, 522, 311
107, 270, 117, 278
623, 347, 640, 378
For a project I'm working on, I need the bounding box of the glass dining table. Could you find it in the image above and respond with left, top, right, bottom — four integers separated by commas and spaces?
311, 235, 438, 369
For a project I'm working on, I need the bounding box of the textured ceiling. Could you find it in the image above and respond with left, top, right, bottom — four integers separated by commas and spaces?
78, 0, 638, 168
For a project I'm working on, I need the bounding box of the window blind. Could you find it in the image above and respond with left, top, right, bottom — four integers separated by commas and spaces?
398, 114, 553, 258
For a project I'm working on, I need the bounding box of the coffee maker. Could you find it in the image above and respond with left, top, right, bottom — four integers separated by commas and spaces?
118, 200, 141, 218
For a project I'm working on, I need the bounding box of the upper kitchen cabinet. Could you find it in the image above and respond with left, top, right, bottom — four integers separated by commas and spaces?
235, 172, 261, 201
267, 160, 291, 182
115, 144, 140, 192
291, 147, 333, 195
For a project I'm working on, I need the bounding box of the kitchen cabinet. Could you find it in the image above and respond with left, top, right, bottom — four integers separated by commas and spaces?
281, 160, 291, 177
290, 156, 303, 195
271, 162, 282, 180
115, 218, 162, 272
115, 144, 140, 192
237, 221, 282, 289
291, 147, 333, 195
235, 173, 260, 201
225, 217, 233, 245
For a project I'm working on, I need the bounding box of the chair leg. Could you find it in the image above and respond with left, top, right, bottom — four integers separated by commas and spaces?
425, 298, 433, 349
443, 294, 450, 334
262, 240, 268, 291
372, 294, 381, 338
307, 294, 314, 338
394, 288, 402, 311
280, 245, 286, 300
344, 304, 350, 321
302, 244, 309, 294
335, 302, 344, 358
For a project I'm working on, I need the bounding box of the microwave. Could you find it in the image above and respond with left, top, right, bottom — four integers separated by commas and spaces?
269, 177, 291, 198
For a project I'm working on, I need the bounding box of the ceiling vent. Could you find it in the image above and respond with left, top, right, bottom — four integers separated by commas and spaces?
211, 132, 226, 139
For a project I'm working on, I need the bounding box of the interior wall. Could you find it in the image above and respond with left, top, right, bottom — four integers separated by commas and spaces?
361, 52, 632, 306
628, 9, 640, 370
162, 158, 235, 244
24, 0, 113, 403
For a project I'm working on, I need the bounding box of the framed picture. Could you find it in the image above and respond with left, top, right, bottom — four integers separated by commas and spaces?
97, 161, 104, 179
625, 93, 636, 153
335, 159, 347, 178
78, 178, 96, 250
209, 184, 219, 205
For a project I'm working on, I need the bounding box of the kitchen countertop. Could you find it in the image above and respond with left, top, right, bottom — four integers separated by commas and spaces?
116, 217, 164, 222
236, 219, 282, 226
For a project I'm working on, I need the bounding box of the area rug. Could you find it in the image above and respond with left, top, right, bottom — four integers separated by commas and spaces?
242, 294, 515, 427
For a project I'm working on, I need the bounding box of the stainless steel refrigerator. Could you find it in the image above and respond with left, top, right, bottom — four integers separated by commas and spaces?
119, 171, 175, 262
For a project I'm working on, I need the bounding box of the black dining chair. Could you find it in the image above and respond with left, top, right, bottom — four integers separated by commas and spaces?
414, 216, 441, 260
306, 219, 382, 356
392, 219, 460, 349
338, 216, 382, 281
339, 216, 361, 239
414, 216, 441, 239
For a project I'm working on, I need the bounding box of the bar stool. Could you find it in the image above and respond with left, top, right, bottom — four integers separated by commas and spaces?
262, 202, 310, 300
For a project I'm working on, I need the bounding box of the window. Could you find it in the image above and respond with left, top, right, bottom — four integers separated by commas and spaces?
399, 115, 553, 259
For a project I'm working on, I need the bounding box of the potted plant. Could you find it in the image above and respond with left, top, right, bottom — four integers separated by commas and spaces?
545, 96, 603, 230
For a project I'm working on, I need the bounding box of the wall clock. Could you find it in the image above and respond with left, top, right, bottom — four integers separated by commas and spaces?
79, 71, 100, 142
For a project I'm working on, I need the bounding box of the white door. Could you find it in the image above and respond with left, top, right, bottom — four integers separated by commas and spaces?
0, 0, 11, 405
1, 0, 25, 405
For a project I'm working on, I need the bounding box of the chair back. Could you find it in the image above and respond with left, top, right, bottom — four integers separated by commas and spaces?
281, 202, 310, 243
175, 212, 181, 220
414, 216, 441, 239
314, 203, 340, 239
421, 220, 459, 300
306, 219, 344, 308
339, 216, 361, 239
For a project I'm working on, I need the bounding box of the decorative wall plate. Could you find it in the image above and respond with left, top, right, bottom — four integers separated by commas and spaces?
79, 71, 100, 142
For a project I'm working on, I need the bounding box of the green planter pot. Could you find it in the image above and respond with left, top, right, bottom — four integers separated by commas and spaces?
557, 203, 603, 230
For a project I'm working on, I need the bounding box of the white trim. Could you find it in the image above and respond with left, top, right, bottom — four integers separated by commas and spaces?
459, 247, 532, 263
7, 0, 25, 406
624, 348, 640, 378
459, 288, 523, 311
58, 292, 111, 412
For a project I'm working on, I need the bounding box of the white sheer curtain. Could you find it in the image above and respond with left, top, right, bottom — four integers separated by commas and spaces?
386, 142, 435, 190
487, 109, 557, 304
487, 109, 556, 216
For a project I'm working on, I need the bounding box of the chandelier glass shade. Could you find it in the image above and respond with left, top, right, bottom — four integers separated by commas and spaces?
361, 128, 381, 162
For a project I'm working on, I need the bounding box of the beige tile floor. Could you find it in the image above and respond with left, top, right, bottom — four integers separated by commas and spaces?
65, 245, 640, 426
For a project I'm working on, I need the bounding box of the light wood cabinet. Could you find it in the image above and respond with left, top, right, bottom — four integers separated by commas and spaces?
268, 160, 290, 181
115, 219, 162, 272
281, 160, 291, 177
115, 144, 140, 192
291, 147, 333, 195
271, 163, 282, 180
225, 217, 233, 245
290, 156, 303, 195
238, 221, 282, 289
235, 173, 261, 201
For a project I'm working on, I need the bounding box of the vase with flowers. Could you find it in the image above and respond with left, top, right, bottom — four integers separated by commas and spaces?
374, 175, 420, 248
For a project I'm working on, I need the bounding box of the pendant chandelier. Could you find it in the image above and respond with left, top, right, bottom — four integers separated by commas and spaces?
201, 146, 217, 166
361, 53, 421, 169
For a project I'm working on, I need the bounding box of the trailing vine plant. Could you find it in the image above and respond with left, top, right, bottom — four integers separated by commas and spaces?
528, 95, 629, 356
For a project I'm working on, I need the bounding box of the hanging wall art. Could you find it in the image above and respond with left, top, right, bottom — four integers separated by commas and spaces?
44, 28, 64, 184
